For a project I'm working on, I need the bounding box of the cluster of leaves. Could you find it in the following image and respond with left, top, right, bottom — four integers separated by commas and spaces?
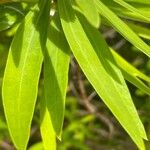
0, 0, 150, 149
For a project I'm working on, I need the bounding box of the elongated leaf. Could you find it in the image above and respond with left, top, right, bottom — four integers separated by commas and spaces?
75, 0, 100, 28
40, 92, 56, 150
122, 70, 150, 96
124, 0, 150, 4
114, 0, 150, 22
78, 13, 148, 149
28, 143, 43, 150
44, 14, 70, 137
111, 50, 150, 83
100, 0, 150, 23
111, 50, 150, 95
2, 0, 50, 149
127, 23, 150, 40
95, 0, 150, 57
58, 0, 147, 149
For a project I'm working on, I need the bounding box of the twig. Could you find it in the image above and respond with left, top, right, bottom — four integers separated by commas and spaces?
0, 140, 14, 150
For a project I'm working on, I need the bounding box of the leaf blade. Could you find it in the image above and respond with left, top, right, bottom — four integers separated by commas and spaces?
111, 50, 150, 83
111, 50, 150, 95
40, 92, 56, 150
58, 0, 147, 149
2, 1, 50, 149
44, 15, 70, 137
95, 0, 150, 57
75, 0, 100, 28
114, 0, 150, 22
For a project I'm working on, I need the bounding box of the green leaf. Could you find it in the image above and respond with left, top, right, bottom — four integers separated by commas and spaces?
44, 14, 70, 137
40, 92, 56, 150
122, 70, 150, 96
28, 142, 44, 150
2, 0, 50, 149
95, 0, 150, 57
0, 4, 24, 31
111, 50, 150, 95
40, 107, 56, 150
114, 0, 150, 22
100, 0, 150, 23
111, 50, 150, 83
58, 0, 147, 149
75, 0, 100, 28
127, 23, 150, 40
124, 0, 150, 4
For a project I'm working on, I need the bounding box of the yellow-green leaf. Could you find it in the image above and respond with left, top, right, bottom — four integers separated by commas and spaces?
58, 0, 147, 149
75, 0, 100, 28
40, 93, 56, 150
112, 50, 150, 95
114, 0, 150, 22
44, 14, 70, 138
95, 0, 150, 57
2, 0, 50, 149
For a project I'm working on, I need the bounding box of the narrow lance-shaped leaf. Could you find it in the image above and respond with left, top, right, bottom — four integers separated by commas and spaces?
77, 12, 148, 149
114, 0, 150, 22
100, 0, 150, 23
121, 70, 150, 96
111, 50, 150, 83
124, 0, 150, 4
58, 0, 147, 149
111, 50, 150, 95
40, 91, 56, 150
44, 14, 70, 138
28, 142, 43, 150
75, 0, 100, 28
2, 0, 50, 149
95, 0, 150, 57
127, 23, 150, 40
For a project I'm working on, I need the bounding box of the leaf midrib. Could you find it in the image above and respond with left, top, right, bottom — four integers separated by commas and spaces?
61, 0, 145, 143
17, 20, 35, 144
